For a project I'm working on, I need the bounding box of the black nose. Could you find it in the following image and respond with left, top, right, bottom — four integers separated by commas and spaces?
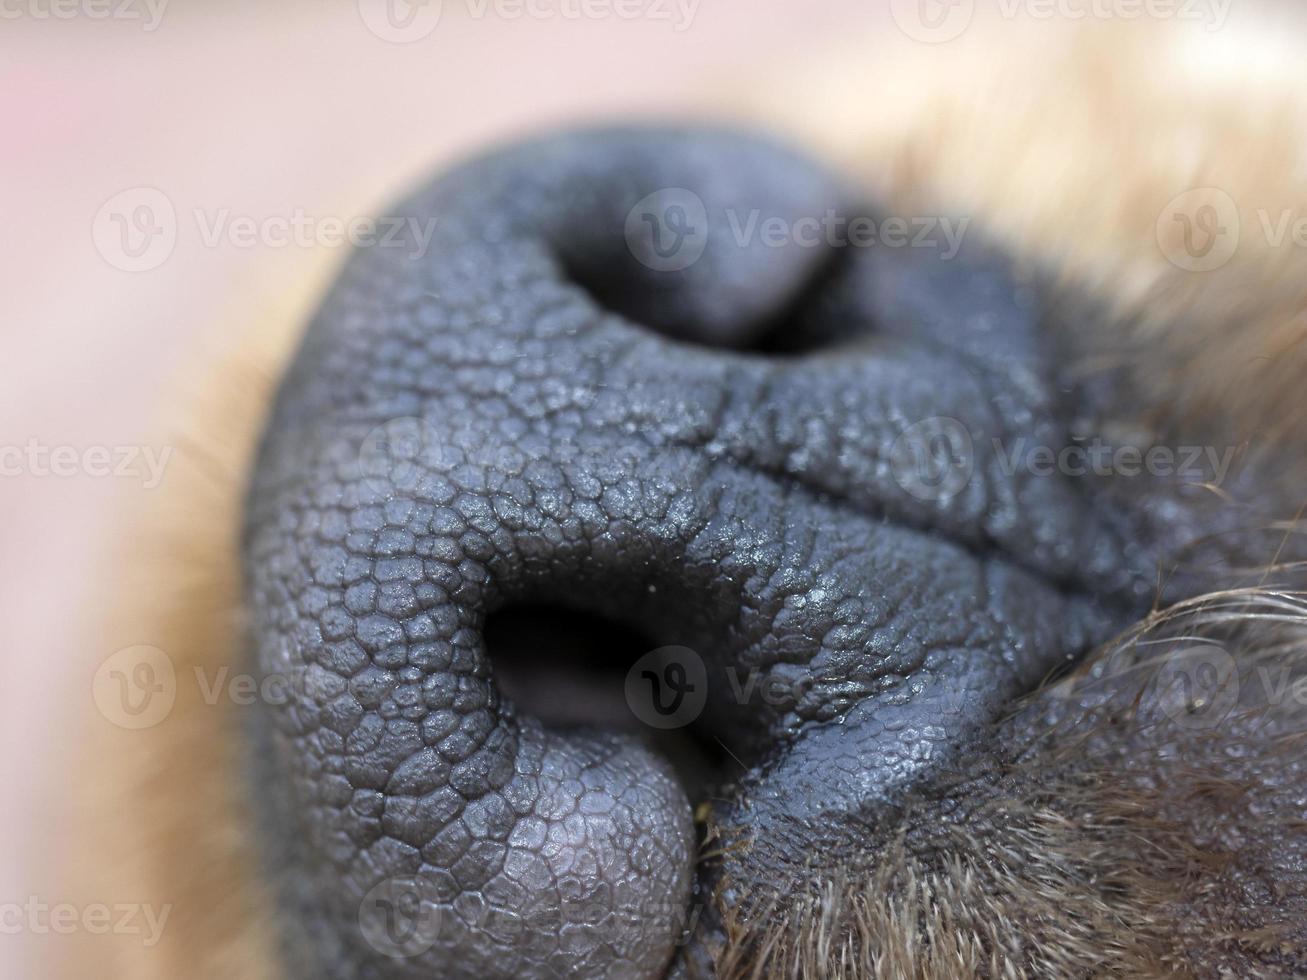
244, 127, 1142, 979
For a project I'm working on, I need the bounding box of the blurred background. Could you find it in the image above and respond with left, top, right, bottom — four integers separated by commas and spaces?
4, 1, 1305, 976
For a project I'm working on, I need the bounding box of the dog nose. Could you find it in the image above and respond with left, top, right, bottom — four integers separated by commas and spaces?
245, 126, 1142, 980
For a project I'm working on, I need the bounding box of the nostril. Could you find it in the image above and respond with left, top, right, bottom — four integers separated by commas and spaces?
485, 605, 649, 730
484, 603, 731, 804
747, 244, 866, 355
561, 234, 878, 357
527, 128, 853, 352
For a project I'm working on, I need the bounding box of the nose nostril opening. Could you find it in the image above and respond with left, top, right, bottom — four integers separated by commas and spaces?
485, 604, 648, 730
555, 248, 687, 348
747, 244, 865, 355
557, 223, 870, 355
484, 604, 729, 800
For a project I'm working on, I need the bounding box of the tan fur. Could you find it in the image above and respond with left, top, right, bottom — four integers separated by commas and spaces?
62, 18, 1307, 979
750, 17, 1307, 448
59, 280, 321, 979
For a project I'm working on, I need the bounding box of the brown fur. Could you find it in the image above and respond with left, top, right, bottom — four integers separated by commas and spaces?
61, 18, 1307, 979
707, 591, 1307, 978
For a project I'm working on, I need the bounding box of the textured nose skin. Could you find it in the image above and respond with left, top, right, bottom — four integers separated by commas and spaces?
243, 127, 1140, 979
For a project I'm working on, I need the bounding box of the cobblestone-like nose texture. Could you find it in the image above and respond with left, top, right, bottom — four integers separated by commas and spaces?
244, 128, 1144, 979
